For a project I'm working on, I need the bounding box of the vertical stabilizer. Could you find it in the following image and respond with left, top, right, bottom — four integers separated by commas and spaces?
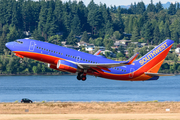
137, 39, 174, 73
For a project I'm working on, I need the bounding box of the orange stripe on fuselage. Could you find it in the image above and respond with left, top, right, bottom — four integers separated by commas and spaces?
14, 51, 64, 65
15, 51, 77, 73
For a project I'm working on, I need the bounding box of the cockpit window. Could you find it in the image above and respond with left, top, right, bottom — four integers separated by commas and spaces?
15, 40, 23, 44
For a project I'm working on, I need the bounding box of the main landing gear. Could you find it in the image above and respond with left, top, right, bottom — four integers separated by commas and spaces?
77, 72, 87, 81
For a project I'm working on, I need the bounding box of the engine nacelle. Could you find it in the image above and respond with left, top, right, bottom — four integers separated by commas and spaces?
48, 64, 59, 71
57, 60, 78, 73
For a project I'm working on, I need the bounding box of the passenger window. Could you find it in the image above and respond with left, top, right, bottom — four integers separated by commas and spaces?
37, 47, 38, 49
46, 49, 48, 51
61, 53, 63, 55
39, 47, 41, 49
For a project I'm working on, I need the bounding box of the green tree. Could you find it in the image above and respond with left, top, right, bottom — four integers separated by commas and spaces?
156, 1, 163, 13
54, 0, 63, 32
146, 0, 156, 13
32, 66, 38, 74
81, 31, 89, 42
88, 0, 101, 34
143, 21, 153, 44
71, 14, 81, 35
38, 1, 47, 38
164, 21, 171, 39
103, 35, 113, 50
136, 2, 146, 14
48, 35, 62, 45
153, 25, 160, 44
105, 20, 113, 36
6, 25, 21, 42
113, 31, 121, 40
78, 1, 89, 31
94, 37, 103, 46
168, 3, 176, 15
113, 8, 124, 34
66, 30, 77, 45
131, 25, 139, 42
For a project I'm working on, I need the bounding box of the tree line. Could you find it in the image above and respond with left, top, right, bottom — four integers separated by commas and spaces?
0, 0, 180, 74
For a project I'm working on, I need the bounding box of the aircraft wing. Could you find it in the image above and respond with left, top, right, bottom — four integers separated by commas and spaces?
76, 52, 139, 69
145, 72, 174, 76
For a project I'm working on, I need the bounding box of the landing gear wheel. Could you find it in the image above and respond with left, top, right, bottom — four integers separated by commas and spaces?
82, 76, 86, 81
77, 76, 81, 80
77, 72, 87, 81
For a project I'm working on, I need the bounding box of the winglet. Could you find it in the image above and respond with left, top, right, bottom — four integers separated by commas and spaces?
124, 52, 139, 65
94, 50, 101, 55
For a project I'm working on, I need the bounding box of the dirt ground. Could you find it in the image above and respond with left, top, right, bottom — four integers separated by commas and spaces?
0, 102, 180, 120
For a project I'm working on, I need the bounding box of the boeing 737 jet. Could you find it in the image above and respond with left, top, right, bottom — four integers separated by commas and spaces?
5, 39, 174, 81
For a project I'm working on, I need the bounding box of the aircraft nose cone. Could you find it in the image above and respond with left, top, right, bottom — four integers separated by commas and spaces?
5, 43, 10, 48
5, 42, 13, 50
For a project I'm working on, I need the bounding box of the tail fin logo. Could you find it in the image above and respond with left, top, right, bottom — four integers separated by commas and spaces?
139, 42, 168, 65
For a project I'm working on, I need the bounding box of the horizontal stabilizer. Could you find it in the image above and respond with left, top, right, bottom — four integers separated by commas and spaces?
145, 72, 174, 76
94, 50, 101, 55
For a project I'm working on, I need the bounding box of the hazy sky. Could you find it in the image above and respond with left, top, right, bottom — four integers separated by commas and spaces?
62, 0, 173, 6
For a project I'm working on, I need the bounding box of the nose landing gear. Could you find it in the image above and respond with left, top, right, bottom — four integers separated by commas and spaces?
77, 72, 87, 81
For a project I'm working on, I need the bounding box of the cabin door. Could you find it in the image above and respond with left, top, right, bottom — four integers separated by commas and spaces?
129, 68, 135, 78
29, 41, 35, 51
76, 56, 81, 63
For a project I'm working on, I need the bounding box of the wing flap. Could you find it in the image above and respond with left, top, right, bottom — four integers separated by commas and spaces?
145, 72, 174, 76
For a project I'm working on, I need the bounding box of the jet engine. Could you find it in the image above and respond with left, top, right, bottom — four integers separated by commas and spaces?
57, 60, 78, 73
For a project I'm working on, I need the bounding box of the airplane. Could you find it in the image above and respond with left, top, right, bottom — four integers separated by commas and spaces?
5, 38, 174, 81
